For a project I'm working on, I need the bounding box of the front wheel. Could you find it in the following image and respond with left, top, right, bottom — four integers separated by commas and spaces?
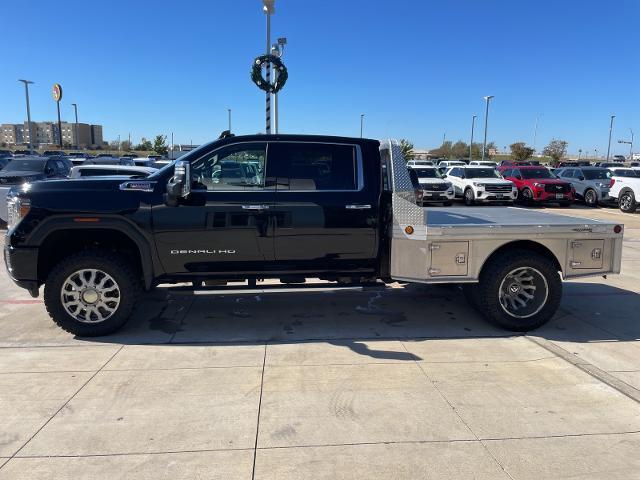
44, 250, 141, 336
584, 189, 598, 207
476, 249, 561, 331
464, 188, 475, 206
619, 190, 638, 213
521, 188, 534, 206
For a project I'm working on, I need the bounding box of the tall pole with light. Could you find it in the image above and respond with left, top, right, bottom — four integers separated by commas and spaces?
618, 129, 634, 160
227, 108, 232, 132
469, 114, 477, 161
271, 37, 287, 133
533, 114, 540, 153
481, 95, 494, 161
18, 79, 34, 152
360, 114, 364, 138
606, 115, 615, 161
262, 0, 275, 134
70, 103, 79, 150
52, 84, 63, 149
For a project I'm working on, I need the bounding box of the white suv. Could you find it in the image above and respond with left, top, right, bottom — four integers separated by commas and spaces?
609, 170, 640, 213
445, 166, 517, 205
407, 167, 454, 206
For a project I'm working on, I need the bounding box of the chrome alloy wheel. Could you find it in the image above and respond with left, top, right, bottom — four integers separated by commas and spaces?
61, 269, 121, 323
498, 267, 548, 319
620, 192, 633, 211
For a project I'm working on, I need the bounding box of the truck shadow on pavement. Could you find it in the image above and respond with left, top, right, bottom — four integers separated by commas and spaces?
72, 281, 640, 363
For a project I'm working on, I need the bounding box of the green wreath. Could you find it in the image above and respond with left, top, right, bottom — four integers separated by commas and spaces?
251, 54, 288, 94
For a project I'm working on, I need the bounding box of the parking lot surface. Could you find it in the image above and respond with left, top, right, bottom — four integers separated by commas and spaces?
1, 205, 639, 479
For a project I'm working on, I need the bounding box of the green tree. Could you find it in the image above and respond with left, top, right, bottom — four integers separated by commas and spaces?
451, 140, 468, 159
134, 137, 153, 151
542, 139, 568, 166
120, 140, 132, 152
399, 139, 415, 161
430, 141, 453, 159
470, 142, 483, 160
510, 142, 535, 162
153, 135, 168, 155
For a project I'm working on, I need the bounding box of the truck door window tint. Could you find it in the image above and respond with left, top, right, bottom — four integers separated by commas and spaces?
190, 142, 266, 191
270, 143, 357, 191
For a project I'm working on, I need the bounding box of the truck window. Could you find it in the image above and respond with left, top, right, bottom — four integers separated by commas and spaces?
269, 142, 358, 191
190, 142, 266, 190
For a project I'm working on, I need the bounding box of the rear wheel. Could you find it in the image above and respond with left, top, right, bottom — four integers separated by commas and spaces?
464, 188, 475, 206
584, 189, 598, 207
44, 250, 141, 336
619, 190, 638, 213
476, 249, 561, 331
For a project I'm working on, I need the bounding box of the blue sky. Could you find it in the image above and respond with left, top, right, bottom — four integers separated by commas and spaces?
1, 0, 638, 154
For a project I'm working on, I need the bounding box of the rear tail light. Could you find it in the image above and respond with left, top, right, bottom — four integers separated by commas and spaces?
609, 179, 615, 187
614, 225, 622, 234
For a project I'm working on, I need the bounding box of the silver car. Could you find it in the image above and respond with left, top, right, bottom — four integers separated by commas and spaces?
555, 167, 613, 207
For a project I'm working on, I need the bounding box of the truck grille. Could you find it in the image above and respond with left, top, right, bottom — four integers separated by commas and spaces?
484, 184, 512, 193
544, 183, 571, 193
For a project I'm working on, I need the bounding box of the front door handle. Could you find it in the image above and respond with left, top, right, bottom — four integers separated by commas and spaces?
345, 204, 372, 210
241, 205, 270, 210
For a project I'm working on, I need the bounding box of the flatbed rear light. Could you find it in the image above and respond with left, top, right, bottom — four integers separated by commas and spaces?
614, 225, 623, 234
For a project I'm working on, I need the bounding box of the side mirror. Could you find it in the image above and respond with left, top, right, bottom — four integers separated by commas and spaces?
166, 160, 191, 206
45, 167, 54, 176
515, 175, 522, 180
578, 176, 585, 181
442, 174, 447, 178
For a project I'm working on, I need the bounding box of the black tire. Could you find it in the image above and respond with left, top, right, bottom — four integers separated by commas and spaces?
619, 190, 638, 213
443, 201, 453, 206
44, 250, 141, 336
476, 249, 561, 331
584, 189, 598, 207
464, 188, 475, 206
521, 188, 534, 206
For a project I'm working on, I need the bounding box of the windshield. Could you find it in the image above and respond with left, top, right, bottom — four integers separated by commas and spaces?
465, 168, 501, 179
412, 168, 441, 179
520, 168, 555, 179
2, 159, 47, 172
583, 169, 611, 180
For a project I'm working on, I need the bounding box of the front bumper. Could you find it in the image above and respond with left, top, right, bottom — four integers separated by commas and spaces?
532, 190, 574, 202
4, 241, 39, 295
421, 189, 455, 202
475, 189, 518, 202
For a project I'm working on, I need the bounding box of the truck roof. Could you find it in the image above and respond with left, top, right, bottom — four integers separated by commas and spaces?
203, 134, 380, 148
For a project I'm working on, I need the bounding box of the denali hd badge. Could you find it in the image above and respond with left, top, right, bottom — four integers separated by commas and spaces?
171, 249, 236, 255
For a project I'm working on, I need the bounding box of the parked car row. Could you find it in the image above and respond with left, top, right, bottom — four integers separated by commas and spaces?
408, 162, 640, 214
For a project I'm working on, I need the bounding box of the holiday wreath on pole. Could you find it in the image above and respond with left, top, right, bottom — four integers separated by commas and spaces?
251, 54, 288, 93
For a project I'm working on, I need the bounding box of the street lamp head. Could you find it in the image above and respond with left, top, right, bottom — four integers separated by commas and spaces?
18, 79, 34, 85
472, 114, 477, 118
483, 95, 494, 101
277, 37, 287, 45
611, 114, 616, 119
262, 0, 275, 14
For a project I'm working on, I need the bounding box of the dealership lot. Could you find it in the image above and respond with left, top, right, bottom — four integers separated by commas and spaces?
1, 205, 639, 479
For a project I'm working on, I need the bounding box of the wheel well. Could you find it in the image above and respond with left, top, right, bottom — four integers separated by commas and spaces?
480, 241, 562, 276
37, 229, 143, 285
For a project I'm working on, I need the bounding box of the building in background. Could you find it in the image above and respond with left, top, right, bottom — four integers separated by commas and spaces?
0, 121, 104, 149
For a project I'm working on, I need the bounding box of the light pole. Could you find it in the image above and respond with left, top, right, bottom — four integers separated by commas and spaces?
469, 114, 477, 161
18, 79, 34, 152
271, 37, 287, 133
606, 115, 615, 161
533, 114, 540, 153
70, 103, 79, 150
360, 114, 364, 138
481, 95, 494, 161
227, 108, 232, 132
263, 0, 275, 134
618, 129, 634, 160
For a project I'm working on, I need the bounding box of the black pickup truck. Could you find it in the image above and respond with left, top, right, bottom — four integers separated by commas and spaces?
4, 134, 623, 336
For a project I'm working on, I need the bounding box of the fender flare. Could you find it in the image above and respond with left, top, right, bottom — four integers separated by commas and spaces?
26, 215, 158, 289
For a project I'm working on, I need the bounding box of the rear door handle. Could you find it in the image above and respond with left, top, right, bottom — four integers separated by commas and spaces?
241, 205, 270, 210
345, 204, 372, 210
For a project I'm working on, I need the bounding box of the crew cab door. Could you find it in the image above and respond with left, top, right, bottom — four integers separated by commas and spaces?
446, 167, 464, 196
268, 141, 379, 271
152, 142, 275, 274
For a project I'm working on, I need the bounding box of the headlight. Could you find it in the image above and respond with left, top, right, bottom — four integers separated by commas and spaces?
445, 182, 453, 188
533, 182, 545, 188
7, 195, 31, 230
473, 182, 485, 187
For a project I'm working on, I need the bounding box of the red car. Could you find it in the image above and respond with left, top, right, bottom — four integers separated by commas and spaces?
498, 165, 575, 206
